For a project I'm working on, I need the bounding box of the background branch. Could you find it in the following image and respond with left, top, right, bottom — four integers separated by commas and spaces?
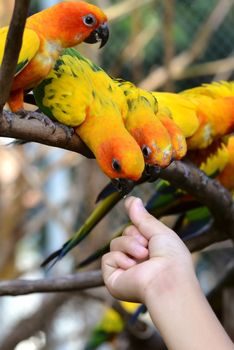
0, 270, 103, 296
0, 0, 31, 112
0, 224, 230, 297
139, 0, 234, 90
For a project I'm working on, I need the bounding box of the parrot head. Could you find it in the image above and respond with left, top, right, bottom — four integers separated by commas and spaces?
130, 121, 173, 167
95, 136, 145, 182
27, 1, 109, 48
124, 96, 173, 168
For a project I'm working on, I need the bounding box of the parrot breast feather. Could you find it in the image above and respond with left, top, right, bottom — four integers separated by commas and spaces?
0, 27, 40, 76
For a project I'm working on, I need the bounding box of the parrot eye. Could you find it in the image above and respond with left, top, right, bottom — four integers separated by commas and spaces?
112, 159, 121, 172
142, 145, 152, 159
83, 14, 97, 27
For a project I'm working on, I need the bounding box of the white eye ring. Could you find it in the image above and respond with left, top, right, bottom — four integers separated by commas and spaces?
83, 14, 97, 27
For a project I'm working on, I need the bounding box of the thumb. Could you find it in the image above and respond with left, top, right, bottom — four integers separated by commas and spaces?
124, 196, 173, 240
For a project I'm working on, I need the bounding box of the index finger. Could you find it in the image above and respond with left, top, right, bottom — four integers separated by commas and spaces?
124, 196, 174, 240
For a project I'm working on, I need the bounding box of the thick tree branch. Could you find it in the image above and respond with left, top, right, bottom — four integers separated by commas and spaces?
0, 110, 93, 158
159, 161, 234, 239
0, 0, 31, 112
185, 224, 229, 252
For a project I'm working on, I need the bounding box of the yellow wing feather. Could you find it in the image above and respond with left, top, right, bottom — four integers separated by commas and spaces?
0, 27, 40, 76
200, 143, 229, 177
182, 81, 234, 98
152, 92, 200, 138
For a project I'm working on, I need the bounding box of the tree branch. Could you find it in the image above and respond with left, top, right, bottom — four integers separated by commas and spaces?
159, 161, 234, 239
185, 224, 229, 252
0, 0, 31, 112
0, 221, 228, 297
0, 270, 103, 296
0, 110, 93, 158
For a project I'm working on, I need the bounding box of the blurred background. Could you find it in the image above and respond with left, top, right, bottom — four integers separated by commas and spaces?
0, 0, 234, 349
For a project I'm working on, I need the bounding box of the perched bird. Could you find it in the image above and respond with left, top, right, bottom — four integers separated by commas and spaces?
34, 48, 187, 177
152, 82, 234, 152
116, 79, 187, 167
0, 1, 109, 112
34, 48, 145, 181
180, 81, 234, 149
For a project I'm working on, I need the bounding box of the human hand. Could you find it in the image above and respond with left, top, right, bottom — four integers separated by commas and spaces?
102, 196, 195, 304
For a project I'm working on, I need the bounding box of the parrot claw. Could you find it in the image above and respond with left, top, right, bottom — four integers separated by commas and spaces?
2, 110, 15, 128
17, 109, 56, 132
54, 122, 74, 141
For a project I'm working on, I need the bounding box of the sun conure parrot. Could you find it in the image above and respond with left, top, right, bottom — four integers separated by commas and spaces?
152, 82, 234, 152
0, 1, 109, 112
115, 79, 187, 167
34, 48, 145, 182
33, 48, 188, 176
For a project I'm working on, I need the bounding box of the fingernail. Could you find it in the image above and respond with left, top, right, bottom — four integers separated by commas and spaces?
124, 196, 135, 209
135, 198, 146, 213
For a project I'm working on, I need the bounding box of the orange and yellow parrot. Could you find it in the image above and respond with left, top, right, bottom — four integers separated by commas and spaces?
34, 48, 188, 171
34, 49, 145, 181
115, 79, 187, 167
153, 81, 234, 152
0, 1, 109, 112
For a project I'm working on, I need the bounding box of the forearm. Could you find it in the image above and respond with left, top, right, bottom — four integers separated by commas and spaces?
145, 271, 234, 350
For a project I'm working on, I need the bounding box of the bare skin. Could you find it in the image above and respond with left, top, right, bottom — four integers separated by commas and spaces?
102, 196, 234, 350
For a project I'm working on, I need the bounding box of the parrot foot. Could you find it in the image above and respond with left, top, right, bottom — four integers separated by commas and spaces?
2, 110, 15, 128
17, 109, 56, 132
54, 122, 74, 141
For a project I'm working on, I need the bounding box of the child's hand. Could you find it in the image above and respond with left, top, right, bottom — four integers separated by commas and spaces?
102, 196, 194, 304
102, 196, 234, 350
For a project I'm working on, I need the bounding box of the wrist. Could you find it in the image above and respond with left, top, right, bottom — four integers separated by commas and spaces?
144, 258, 198, 305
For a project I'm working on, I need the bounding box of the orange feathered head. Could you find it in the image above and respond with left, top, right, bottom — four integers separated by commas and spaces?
27, 1, 109, 48
95, 136, 145, 181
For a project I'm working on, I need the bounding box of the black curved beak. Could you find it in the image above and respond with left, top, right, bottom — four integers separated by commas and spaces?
111, 178, 135, 196
144, 164, 161, 182
84, 23, 109, 48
